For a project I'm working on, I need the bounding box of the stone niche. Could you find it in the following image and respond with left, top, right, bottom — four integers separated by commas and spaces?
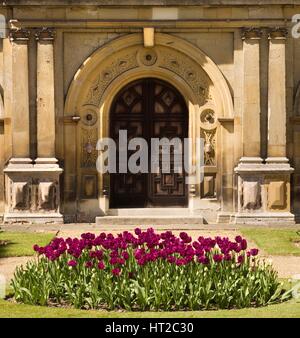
234, 158, 295, 225
4, 162, 63, 224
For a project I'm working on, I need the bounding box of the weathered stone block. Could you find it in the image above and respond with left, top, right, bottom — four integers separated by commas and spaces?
242, 181, 261, 210
268, 181, 286, 209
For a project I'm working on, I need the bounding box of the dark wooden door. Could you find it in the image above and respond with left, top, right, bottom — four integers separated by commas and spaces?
110, 78, 188, 208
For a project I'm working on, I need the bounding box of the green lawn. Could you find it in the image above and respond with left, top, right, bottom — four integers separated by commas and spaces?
0, 299, 299, 318
0, 232, 54, 258
241, 228, 300, 256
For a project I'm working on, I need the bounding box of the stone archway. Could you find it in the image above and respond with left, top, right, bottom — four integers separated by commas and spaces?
63, 33, 234, 221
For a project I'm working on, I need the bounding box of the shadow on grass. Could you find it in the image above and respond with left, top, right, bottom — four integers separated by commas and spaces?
0, 239, 16, 258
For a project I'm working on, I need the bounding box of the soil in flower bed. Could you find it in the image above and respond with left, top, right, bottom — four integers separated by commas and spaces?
11, 229, 290, 311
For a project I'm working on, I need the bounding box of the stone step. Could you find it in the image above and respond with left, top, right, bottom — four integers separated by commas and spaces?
96, 216, 204, 227
107, 208, 194, 217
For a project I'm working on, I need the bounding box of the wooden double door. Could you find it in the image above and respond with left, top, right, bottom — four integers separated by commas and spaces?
110, 78, 188, 208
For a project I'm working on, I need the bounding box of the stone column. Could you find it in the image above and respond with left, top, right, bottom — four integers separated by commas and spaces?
267, 27, 288, 162
7, 28, 32, 168
35, 28, 57, 167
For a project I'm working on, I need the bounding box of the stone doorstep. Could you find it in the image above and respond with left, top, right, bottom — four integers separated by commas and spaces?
107, 208, 200, 216
96, 216, 204, 226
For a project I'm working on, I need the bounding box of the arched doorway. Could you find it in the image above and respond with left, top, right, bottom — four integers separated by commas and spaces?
110, 78, 188, 208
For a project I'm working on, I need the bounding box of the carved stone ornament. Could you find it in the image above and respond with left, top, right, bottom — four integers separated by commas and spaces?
159, 50, 210, 106
202, 129, 216, 166
35, 27, 55, 41
200, 109, 217, 130
85, 46, 211, 108
137, 47, 158, 66
86, 53, 139, 106
241, 27, 263, 40
9, 28, 30, 42
268, 27, 288, 40
81, 110, 98, 127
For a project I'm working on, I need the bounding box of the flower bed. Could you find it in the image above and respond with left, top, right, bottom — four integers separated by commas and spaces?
12, 229, 284, 311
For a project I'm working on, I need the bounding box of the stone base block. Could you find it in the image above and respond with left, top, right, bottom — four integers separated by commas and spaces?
217, 212, 234, 224
4, 158, 63, 224
233, 212, 296, 226
4, 213, 63, 224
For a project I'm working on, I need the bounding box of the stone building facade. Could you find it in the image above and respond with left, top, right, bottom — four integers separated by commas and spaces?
0, 0, 300, 225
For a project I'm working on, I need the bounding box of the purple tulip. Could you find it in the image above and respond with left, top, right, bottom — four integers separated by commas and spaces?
250, 248, 259, 256
112, 268, 121, 276
68, 260, 77, 267
98, 261, 105, 270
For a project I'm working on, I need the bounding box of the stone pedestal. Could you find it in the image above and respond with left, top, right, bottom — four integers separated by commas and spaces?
4, 160, 63, 223
234, 157, 295, 225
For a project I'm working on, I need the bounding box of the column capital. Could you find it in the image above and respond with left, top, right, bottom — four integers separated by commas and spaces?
268, 27, 288, 40
9, 28, 30, 43
35, 27, 55, 42
241, 27, 263, 41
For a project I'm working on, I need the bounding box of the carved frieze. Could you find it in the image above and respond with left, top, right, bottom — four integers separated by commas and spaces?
86, 53, 139, 106
159, 50, 210, 106
84, 46, 211, 108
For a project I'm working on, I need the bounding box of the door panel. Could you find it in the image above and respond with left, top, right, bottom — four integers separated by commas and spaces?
110, 78, 188, 208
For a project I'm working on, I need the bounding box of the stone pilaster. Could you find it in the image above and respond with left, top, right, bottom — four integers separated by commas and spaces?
241, 28, 262, 160
7, 28, 31, 166
35, 27, 57, 165
267, 27, 288, 160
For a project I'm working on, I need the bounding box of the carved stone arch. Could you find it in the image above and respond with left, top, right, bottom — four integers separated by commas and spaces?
63, 33, 234, 219
65, 33, 234, 119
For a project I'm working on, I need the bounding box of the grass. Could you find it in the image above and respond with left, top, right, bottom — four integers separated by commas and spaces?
241, 228, 300, 256
0, 299, 299, 318
0, 232, 54, 258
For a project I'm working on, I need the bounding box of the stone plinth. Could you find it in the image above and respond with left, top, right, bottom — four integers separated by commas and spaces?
234, 157, 295, 225
4, 160, 63, 224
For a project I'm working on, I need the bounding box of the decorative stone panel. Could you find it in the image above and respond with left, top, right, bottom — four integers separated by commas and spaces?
4, 165, 63, 223
267, 181, 286, 210
242, 181, 261, 210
